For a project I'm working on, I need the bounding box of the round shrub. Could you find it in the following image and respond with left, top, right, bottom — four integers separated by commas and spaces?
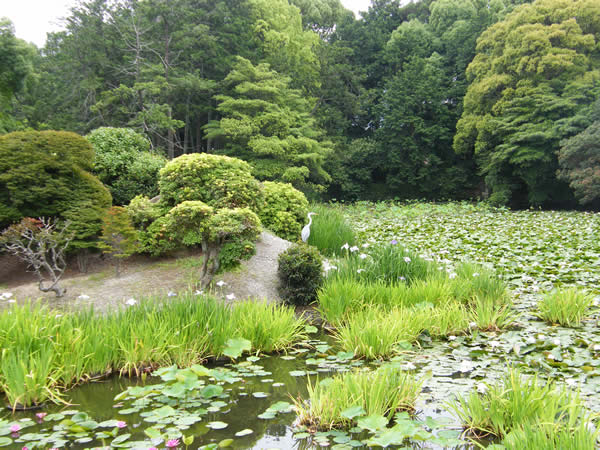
158, 153, 263, 210
126, 195, 163, 230
138, 216, 178, 256
257, 181, 308, 241
164, 200, 214, 247
277, 243, 323, 306
87, 127, 166, 205
0, 130, 111, 248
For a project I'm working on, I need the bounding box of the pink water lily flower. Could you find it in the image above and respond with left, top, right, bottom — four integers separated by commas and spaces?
36, 412, 47, 422
117, 420, 127, 428
165, 439, 180, 448
10, 424, 21, 433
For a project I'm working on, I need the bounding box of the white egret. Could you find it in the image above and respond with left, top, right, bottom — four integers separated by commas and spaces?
301, 212, 317, 242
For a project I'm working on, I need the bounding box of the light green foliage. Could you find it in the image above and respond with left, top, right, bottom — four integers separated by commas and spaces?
448, 369, 595, 440
138, 216, 178, 257
126, 195, 163, 230
99, 206, 139, 276
278, 243, 324, 305
558, 120, 600, 206
249, 0, 321, 92
0, 19, 30, 104
306, 203, 356, 256
206, 57, 332, 193
0, 131, 111, 249
208, 207, 262, 244
158, 153, 263, 210
296, 365, 421, 429
502, 422, 598, 450
164, 200, 214, 247
537, 288, 594, 327
87, 127, 166, 205
257, 181, 308, 241
454, 0, 600, 206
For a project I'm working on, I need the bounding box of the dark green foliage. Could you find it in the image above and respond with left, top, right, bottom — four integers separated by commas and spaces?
558, 121, 600, 206
218, 239, 256, 271
158, 153, 263, 210
87, 127, 166, 205
278, 243, 324, 305
0, 131, 111, 249
0, 19, 30, 104
138, 216, 178, 257
257, 181, 309, 241
98, 206, 139, 276
454, 0, 600, 207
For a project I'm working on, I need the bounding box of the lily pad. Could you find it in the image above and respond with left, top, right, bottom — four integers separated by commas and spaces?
207, 421, 228, 430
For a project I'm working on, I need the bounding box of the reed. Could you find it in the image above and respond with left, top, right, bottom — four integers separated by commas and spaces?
536, 288, 594, 327
306, 203, 356, 256
295, 365, 422, 429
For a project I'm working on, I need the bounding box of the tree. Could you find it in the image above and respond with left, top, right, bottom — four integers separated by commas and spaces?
454, 0, 600, 206
164, 201, 261, 286
158, 153, 263, 210
0, 19, 30, 104
0, 131, 112, 251
87, 127, 166, 205
206, 57, 332, 193
99, 206, 139, 276
558, 121, 600, 206
0, 218, 73, 297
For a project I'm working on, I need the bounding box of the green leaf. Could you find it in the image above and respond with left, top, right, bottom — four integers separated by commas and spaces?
235, 429, 253, 437
223, 338, 252, 359
357, 414, 388, 432
340, 406, 366, 420
208, 421, 228, 430
0, 437, 12, 447
144, 427, 163, 439
305, 325, 318, 334
218, 438, 234, 447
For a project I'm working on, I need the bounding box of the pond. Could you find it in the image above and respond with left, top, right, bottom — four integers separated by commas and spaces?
2, 203, 600, 449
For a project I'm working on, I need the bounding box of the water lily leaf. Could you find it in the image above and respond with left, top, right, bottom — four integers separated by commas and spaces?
218, 438, 234, 447
367, 429, 406, 447
294, 432, 310, 439
280, 355, 296, 360
252, 392, 269, 398
333, 434, 351, 444
201, 384, 224, 399
336, 351, 354, 361
235, 429, 253, 437
340, 406, 366, 420
98, 420, 120, 428
111, 433, 131, 445
247, 356, 260, 362
257, 411, 276, 420
0, 438, 12, 447
118, 407, 139, 415
305, 325, 318, 334
289, 370, 307, 377
163, 383, 187, 398
315, 344, 331, 353
144, 427, 163, 439
357, 415, 388, 432
44, 413, 65, 422
223, 338, 252, 359
268, 401, 293, 413
207, 421, 228, 430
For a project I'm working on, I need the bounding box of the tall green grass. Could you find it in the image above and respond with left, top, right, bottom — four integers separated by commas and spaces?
502, 422, 598, 450
536, 288, 594, 327
0, 294, 306, 408
447, 369, 594, 440
295, 365, 422, 429
306, 203, 356, 256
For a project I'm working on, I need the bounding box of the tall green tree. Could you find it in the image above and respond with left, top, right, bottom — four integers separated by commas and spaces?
206, 57, 332, 193
454, 0, 600, 206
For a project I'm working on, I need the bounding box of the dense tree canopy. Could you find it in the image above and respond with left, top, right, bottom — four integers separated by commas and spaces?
454, 0, 600, 206
3, 0, 600, 209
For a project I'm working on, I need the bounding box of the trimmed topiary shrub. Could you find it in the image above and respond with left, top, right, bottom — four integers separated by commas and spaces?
257, 181, 308, 241
87, 127, 166, 205
0, 130, 111, 249
158, 153, 263, 210
138, 216, 179, 256
278, 243, 323, 306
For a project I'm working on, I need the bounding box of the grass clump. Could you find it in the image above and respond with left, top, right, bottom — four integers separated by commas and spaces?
536, 288, 594, 327
502, 422, 598, 450
306, 203, 356, 256
334, 308, 426, 358
295, 365, 421, 429
448, 369, 595, 441
0, 294, 306, 408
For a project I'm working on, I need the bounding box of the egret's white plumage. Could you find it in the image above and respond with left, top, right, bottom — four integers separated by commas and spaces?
301, 212, 317, 242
